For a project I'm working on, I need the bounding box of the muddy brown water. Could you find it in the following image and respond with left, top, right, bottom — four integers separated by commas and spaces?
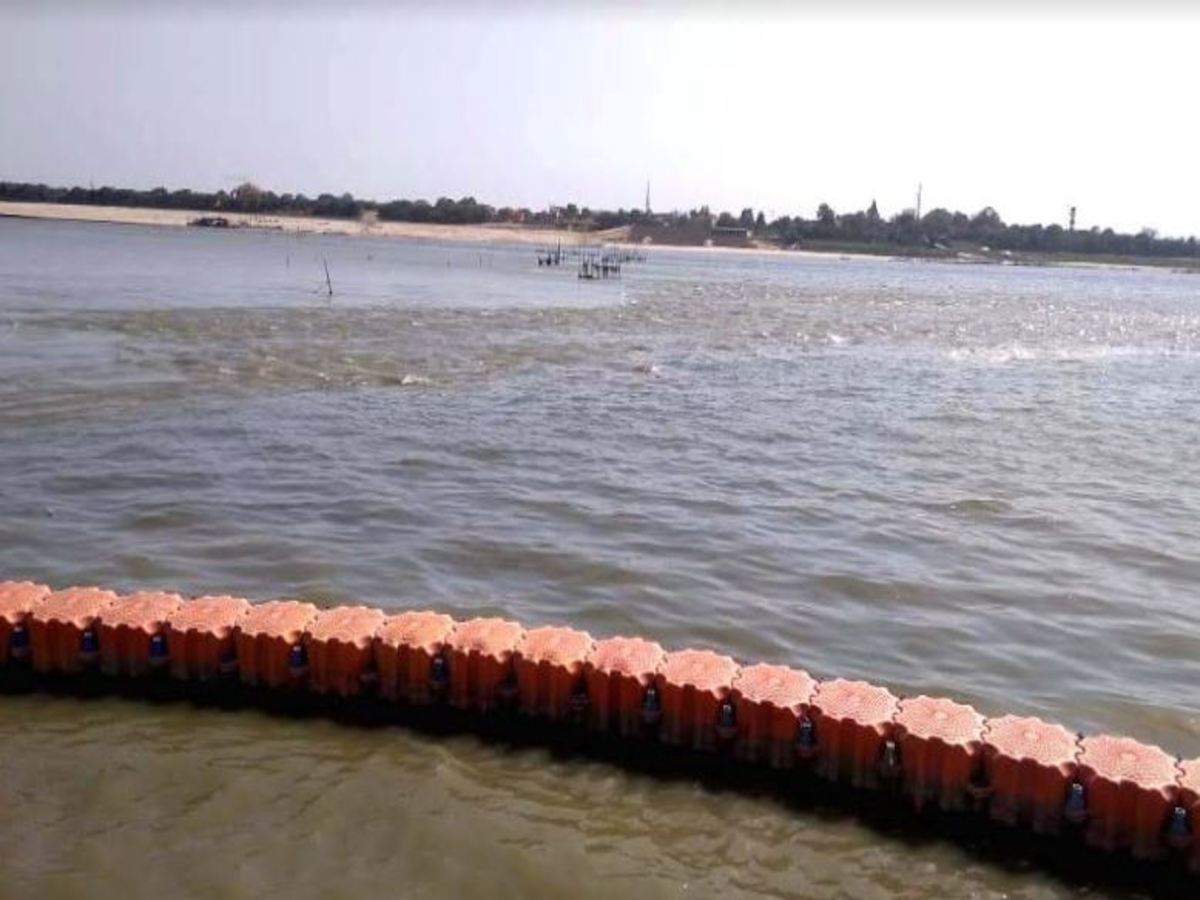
1, 218, 1198, 898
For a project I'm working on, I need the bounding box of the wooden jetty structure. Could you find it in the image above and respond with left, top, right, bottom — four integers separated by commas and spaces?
536, 243, 564, 267
536, 244, 644, 274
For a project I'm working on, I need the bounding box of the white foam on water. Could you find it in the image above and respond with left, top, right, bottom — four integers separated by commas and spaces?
943, 343, 1187, 365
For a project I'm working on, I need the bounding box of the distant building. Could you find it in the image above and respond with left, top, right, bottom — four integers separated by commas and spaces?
711, 224, 752, 240
630, 219, 751, 248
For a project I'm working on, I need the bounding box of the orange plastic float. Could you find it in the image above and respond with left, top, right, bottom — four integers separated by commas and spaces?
445, 616, 524, 711
164, 595, 251, 681
513, 625, 594, 720
235, 599, 319, 688
656, 648, 740, 751
28, 586, 119, 674
373, 610, 457, 704
584, 635, 665, 737
0, 581, 49, 665
97, 591, 183, 676
981, 715, 1079, 833
730, 663, 817, 768
1177, 758, 1199, 871
893, 695, 986, 811
305, 605, 386, 697
809, 678, 900, 789
1075, 734, 1179, 858
4, 576, 1200, 878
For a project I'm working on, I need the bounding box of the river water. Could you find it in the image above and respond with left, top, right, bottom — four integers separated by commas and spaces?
1, 217, 1198, 898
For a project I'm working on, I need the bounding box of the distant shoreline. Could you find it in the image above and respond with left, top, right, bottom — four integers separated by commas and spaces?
0, 200, 621, 247
0, 200, 813, 261
2, 200, 1196, 273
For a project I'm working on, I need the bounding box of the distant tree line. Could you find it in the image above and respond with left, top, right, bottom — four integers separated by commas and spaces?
1, 179, 1195, 259
762, 201, 1198, 259
0, 179, 671, 230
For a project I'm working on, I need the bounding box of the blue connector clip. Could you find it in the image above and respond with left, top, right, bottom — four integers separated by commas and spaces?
79, 628, 99, 663
1064, 782, 1088, 825
795, 717, 817, 757
149, 633, 168, 666
288, 642, 308, 678
642, 685, 662, 726
8, 623, 30, 661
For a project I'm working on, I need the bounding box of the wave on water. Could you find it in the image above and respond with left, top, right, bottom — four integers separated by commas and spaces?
918, 498, 1013, 518
943, 343, 1189, 365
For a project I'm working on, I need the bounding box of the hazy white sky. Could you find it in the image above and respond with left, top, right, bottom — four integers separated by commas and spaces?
3, 3, 1198, 236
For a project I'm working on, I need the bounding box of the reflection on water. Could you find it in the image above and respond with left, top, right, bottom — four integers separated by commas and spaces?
1, 218, 1198, 898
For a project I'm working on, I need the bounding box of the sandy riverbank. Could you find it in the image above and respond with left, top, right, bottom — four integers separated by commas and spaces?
0, 201, 630, 248
0, 201, 870, 263
4, 201, 1190, 272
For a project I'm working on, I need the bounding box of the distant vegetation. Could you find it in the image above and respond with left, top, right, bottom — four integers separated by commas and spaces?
2, 179, 1196, 260
768, 201, 1199, 260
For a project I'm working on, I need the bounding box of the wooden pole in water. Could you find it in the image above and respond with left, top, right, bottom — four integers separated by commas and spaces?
323, 258, 333, 297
